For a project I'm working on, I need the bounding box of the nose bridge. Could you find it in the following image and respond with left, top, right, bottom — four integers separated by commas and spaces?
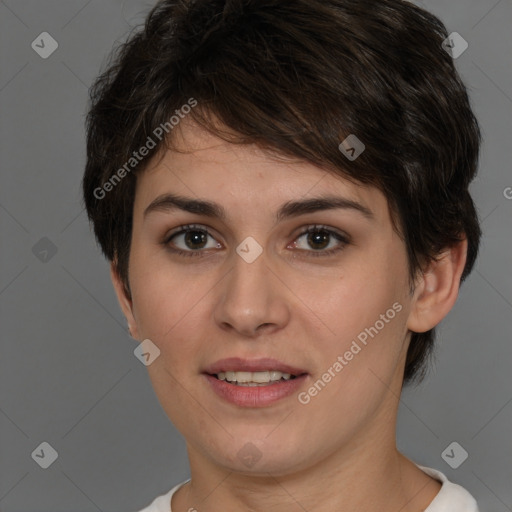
229, 240, 271, 308
230, 234, 270, 290
213, 238, 288, 335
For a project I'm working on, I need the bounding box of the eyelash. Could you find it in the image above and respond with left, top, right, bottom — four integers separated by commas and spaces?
162, 223, 350, 259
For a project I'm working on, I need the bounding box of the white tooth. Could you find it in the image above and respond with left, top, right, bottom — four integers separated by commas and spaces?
252, 371, 270, 383
234, 371, 252, 383
219, 370, 295, 383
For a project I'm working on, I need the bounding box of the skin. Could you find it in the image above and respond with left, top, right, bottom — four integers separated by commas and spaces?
111, 120, 467, 512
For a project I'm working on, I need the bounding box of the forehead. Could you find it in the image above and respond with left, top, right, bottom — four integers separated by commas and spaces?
134, 120, 390, 223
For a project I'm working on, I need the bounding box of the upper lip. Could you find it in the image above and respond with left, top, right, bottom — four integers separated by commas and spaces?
203, 357, 308, 376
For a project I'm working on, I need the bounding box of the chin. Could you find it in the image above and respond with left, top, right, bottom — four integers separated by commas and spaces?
208, 434, 309, 476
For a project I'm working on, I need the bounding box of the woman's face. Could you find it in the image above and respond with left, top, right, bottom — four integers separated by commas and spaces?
115, 121, 419, 476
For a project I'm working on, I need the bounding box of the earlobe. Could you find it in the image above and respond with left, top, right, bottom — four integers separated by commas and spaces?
110, 262, 140, 340
407, 238, 468, 333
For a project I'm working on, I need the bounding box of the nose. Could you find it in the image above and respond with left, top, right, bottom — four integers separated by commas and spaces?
213, 245, 291, 338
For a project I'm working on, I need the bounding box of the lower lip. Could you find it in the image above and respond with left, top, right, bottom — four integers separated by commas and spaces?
203, 374, 308, 407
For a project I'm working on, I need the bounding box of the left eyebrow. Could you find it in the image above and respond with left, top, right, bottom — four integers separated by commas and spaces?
143, 192, 375, 223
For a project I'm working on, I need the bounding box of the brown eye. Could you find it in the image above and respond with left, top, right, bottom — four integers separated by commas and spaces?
182, 229, 209, 250
163, 224, 221, 257
292, 225, 350, 257
306, 229, 331, 250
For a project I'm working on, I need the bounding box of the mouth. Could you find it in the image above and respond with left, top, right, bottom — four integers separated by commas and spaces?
209, 370, 303, 386
202, 357, 308, 387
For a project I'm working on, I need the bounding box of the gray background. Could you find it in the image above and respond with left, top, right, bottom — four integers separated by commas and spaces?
0, 0, 511, 510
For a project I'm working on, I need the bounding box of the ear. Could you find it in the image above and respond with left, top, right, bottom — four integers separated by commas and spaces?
110, 262, 140, 340
407, 238, 468, 333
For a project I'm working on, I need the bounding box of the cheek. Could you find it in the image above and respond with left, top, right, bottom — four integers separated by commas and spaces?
299, 283, 407, 435
302, 255, 405, 338
128, 246, 199, 340
317, 287, 406, 370
131, 276, 203, 342
303, 255, 409, 386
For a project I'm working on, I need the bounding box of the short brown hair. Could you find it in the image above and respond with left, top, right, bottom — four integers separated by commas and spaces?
82, 0, 481, 385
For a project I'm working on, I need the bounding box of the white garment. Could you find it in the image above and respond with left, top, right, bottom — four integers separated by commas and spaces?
136, 464, 479, 512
